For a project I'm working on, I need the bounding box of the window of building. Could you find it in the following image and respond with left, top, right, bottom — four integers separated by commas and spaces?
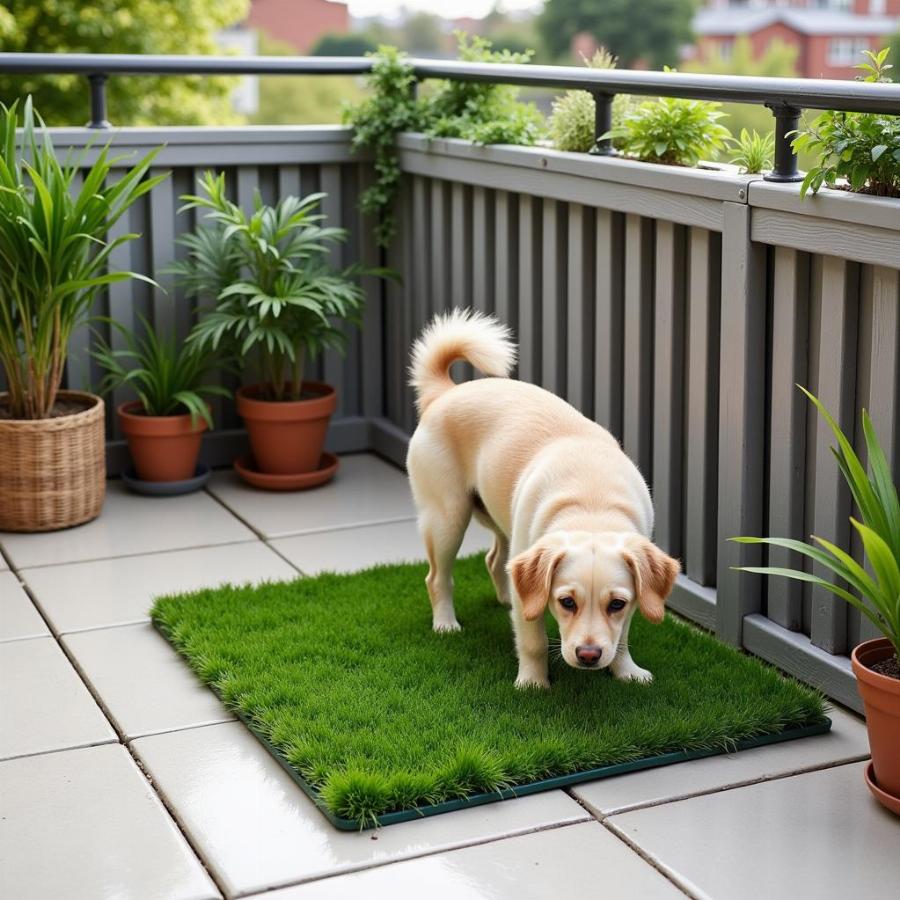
718, 40, 734, 61
870, 0, 886, 14
828, 37, 869, 66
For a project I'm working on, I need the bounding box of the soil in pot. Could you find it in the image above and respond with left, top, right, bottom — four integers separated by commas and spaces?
852, 638, 900, 815
118, 402, 207, 483
236, 381, 336, 477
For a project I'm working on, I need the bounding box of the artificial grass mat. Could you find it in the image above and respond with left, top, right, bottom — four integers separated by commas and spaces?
152, 554, 829, 828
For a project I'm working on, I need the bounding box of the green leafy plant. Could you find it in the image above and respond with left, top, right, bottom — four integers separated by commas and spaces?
728, 128, 775, 174
602, 91, 732, 167
0, 98, 165, 420
548, 50, 639, 153
91, 315, 230, 428
172, 171, 380, 403
792, 48, 900, 198
344, 35, 544, 246
734, 388, 900, 662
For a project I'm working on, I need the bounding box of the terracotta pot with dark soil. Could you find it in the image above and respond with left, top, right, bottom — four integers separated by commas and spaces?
236, 381, 336, 476
118, 401, 208, 483
852, 638, 900, 814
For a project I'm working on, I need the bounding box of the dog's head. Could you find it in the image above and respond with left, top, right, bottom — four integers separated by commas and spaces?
508, 532, 680, 670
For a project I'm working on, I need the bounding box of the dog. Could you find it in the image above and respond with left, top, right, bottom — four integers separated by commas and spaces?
406, 309, 680, 689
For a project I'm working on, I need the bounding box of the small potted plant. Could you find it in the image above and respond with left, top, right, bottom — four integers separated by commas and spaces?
171, 171, 384, 490
91, 316, 230, 493
735, 388, 900, 816
0, 98, 164, 531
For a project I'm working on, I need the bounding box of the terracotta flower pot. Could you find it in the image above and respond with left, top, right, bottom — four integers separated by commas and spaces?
236, 382, 336, 476
118, 401, 207, 483
852, 637, 900, 815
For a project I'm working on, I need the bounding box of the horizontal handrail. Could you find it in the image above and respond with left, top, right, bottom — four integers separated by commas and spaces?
3, 51, 900, 181
2, 52, 900, 113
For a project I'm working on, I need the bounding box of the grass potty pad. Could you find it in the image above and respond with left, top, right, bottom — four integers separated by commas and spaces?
152, 555, 830, 829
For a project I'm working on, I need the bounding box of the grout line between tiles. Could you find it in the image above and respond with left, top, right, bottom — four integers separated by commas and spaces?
0, 736, 119, 765
227, 816, 594, 899
12, 537, 262, 573
566, 754, 871, 821
599, 815, 709, 900
264, 514, 420, 541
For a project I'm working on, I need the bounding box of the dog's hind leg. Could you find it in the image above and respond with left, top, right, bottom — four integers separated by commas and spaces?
419, 498, 471, 632
472, 506, 511, 607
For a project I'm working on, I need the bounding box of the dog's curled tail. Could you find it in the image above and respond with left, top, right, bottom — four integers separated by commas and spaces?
409, 308, 516, 415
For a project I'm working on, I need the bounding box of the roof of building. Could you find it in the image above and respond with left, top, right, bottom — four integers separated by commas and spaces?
694, 8, 899, 37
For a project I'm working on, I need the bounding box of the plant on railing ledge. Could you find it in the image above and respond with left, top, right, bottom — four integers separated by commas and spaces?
791, 48, 900, 198
601, 88, 732, 167
548, 49, 639, 153
727, 128, 775, 174
344, 34, 544, 246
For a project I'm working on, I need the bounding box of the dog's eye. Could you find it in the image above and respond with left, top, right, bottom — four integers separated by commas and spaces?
559, 596, 577, 612
608, 598, 627, 612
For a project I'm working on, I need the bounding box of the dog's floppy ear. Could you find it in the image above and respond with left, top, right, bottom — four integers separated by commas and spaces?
508, 537, 566, 621
622, 536, 680, 624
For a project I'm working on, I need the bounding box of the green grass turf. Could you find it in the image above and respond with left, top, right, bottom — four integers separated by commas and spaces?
152, 554, 827, 827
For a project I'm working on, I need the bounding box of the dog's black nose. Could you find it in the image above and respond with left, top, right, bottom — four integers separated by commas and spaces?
575, 645, 603, 666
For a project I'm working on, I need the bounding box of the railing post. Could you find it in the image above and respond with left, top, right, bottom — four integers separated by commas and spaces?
589, 91, 615, 156
764, 102, 802, 182
87, 74, 110, 129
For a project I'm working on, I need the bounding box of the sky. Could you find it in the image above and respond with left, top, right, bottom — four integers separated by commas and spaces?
346, 0, 540, 20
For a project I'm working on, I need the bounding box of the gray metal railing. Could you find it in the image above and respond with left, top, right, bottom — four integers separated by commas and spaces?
3, 52, 900, 180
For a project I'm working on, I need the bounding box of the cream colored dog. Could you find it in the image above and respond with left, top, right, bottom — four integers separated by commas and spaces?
406, 309, 680, 689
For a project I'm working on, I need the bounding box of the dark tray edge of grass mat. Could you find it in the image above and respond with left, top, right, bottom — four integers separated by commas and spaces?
153, 621, 832, 831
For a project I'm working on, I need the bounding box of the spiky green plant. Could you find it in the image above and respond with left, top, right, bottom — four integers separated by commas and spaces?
728, 128, 775, 174
172, 171, 385, 402
734, 388, 900, 661
91, 315, 231, 428
0, 98, 165, 419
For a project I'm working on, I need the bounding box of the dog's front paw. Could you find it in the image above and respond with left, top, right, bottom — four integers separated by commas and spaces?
613, 663, 653, 684
515, 673, 550, 690
433, 617, 462, 633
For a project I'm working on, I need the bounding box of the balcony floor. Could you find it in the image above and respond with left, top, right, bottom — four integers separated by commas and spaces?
1, 452, 897, 899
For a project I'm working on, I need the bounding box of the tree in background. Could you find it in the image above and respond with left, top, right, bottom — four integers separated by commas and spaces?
311, 33, 377, 57
0, 0, 248, 126
251, 33, 365, 126
538, 0, 695, 68
401, 12, 445, 54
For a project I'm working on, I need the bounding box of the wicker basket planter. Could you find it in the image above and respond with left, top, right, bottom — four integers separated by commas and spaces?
0, 391, 106, 532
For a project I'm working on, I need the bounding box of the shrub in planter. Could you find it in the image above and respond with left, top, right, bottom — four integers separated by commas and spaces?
735, 388, 900, 816
92, 316, 230, 485
791, 48, 900, 198
172, 171, 385, 487
0, 99, 164, 531
728, 128, 775, 175
549, 50, 639, 154
602, 92, 732, 167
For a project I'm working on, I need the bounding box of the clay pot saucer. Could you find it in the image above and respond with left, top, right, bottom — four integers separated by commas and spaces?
234, 452, 339, 491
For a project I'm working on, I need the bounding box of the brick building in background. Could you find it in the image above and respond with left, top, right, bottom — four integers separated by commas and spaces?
246, 0, 349, 53
692, 1, 899, 77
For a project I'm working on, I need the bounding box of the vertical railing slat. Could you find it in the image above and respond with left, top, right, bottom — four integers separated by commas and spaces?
652, 221, 686, 558
431, 179, 450, 315
809, 255, 858, 654
450, 182, 470, 311
148, 167, 176, 336
767, 246, 810, 631
320, 164, 344, 413
684, 228, 721, 586
471, 186, 494, 318
493, 190, 518, 341
565, 204, 594, 415
622, 214, 654, 478
517, 195, 541, 385
541, 200, 566, 396
359, 163, 383, 421
593, 209, 624, 438
716, 203, 767, 645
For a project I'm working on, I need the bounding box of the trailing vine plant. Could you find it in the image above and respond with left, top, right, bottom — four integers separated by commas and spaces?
344, 34, 544, 247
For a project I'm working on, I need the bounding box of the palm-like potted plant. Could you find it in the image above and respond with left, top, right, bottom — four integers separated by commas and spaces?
91, 316, 230, 490
735, 388, 900, 816
171, 171, 380, 489
0, 99, 164, 531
